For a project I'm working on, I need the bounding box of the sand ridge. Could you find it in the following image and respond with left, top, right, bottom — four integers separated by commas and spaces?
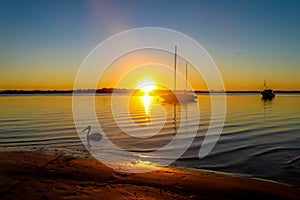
0, 151, 299, 199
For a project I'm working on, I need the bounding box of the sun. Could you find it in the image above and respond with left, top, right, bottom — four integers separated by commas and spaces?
137, 82, 156, 93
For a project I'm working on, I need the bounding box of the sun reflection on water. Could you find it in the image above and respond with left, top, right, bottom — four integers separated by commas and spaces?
136, 82, 157, 125
141, 93, 153, 116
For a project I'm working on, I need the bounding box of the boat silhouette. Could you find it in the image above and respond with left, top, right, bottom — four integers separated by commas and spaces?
261, 80, 275, 100
161, 46, 196, 103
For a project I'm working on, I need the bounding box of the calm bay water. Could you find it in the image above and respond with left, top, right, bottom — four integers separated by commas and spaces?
0, 94, 299, 186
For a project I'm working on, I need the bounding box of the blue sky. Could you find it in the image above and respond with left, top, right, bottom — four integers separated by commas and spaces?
0, 0, 299, 90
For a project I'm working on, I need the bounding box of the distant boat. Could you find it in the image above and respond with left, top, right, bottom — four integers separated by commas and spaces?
161, 46, 196, 103
261, 80, 275, 100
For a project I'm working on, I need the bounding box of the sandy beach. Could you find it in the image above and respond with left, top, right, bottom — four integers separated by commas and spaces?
0, 151, 299, 199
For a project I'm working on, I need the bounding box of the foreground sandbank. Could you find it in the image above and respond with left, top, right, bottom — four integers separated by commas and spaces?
0, 151, 299, 199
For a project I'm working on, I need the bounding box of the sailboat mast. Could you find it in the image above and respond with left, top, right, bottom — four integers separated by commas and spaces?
174, 46, 177, 91
185, 62, 188, 92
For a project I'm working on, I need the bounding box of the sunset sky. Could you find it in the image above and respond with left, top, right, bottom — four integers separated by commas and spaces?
0, 0, 299, 91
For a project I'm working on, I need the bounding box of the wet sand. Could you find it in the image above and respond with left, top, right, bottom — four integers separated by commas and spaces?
0, 151, 299, 199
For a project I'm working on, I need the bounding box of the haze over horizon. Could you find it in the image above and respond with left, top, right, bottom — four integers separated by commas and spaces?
1, 0, 299, 91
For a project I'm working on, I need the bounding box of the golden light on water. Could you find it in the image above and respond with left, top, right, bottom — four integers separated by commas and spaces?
141, 94, 153, 116
138, 82, 156, 107
130, 160, 159, 170
137, 82, 156, 124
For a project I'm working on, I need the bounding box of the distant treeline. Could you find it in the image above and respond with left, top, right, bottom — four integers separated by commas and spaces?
0, 89, 299, 94
0, 88, 135, 94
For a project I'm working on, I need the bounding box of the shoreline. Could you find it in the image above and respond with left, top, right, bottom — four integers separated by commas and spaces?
1, 89, 300, 95
0, 151, 299, 199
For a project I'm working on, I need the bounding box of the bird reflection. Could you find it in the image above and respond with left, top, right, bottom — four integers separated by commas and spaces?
82, 126, 102, 148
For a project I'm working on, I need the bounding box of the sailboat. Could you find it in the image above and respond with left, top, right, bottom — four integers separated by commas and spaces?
160, 46, 196, 103
261, 80, 275, 100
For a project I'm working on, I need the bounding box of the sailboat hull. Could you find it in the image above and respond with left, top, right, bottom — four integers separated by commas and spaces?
261, 89, 275, 100
161, 93, 196, 103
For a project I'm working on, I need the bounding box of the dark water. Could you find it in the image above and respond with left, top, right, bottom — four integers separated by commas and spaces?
0, 94, 299, 186
175, 94, 300, 187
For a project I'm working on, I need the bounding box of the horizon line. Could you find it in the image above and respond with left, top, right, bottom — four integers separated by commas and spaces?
1, 88, 300, 94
